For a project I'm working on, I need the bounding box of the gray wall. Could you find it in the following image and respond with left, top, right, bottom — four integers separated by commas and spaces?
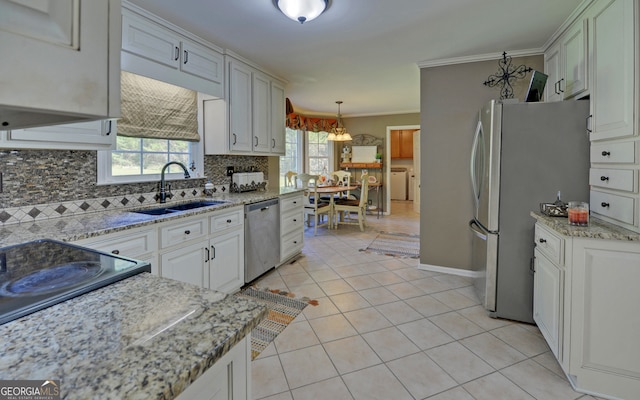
419, 55, 543, 270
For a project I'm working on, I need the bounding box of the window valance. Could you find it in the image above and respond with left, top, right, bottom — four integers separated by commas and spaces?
118, 71, 200, 142
286, 113, 337, 132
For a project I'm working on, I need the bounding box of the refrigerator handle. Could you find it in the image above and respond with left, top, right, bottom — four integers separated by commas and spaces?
469, 219, 487, 240
470, 120, 482, 207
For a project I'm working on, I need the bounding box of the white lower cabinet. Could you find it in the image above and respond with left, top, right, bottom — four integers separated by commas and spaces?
176, 335, 251, 400
533, 221, 640, 399
159, 206, 245, 293
533, 249, 563, 361
569, 238, 640, 400
73, 226, 158, 274
279, 192, 304, 264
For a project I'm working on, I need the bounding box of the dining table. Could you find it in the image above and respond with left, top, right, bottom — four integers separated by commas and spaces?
311, 185, 358, 228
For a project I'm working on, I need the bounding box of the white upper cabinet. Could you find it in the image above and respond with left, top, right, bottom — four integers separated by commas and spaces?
588, 0, 635, 141
561, 19, 588, 99
544, 42, 563, 102
1, 119, 117, 150
204, 56, 286, 156
121, 4, 224, 98
544, 16, 588, 101
228, 59, 254, 153
0, 0, 121, 130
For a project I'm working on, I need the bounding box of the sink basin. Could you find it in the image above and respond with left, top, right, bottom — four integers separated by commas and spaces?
167, 200, 227, 211
133, 200, 227, 216
134, 208, 178, 216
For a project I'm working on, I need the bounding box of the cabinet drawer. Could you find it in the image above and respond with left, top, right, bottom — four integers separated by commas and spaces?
281, 209, 304, 235
590, 142, 635, 164
210, 207, 244, 233
590, 190, 635, 225
280, 193, 303, 213
281, 229, 303, 262
76, 229, 156, 259
160, 217, 207, 248
534, 224, 564, 266
589, 168, 635, 192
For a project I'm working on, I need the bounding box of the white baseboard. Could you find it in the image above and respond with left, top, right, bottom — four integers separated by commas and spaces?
417, 263, 483, 278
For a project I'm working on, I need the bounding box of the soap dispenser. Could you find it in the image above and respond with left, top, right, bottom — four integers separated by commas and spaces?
204, 180, 214, 197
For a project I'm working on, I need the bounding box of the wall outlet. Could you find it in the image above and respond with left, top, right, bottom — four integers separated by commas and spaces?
226, 166, 235, 176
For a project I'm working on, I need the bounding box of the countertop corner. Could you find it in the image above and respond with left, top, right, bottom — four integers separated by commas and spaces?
531, 211, 640, 241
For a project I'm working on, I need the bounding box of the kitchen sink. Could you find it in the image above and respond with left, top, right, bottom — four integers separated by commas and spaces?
134, 208, 178, 216
167, 200, 227, 211
133, 200, 227, 215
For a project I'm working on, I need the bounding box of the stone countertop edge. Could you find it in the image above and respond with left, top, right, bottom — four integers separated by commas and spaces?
0, 273, 268, 399
0, 187, 306, 248
531, 211, 640, 241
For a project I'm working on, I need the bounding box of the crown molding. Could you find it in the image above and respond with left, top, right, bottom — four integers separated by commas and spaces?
417, 48, 543, 69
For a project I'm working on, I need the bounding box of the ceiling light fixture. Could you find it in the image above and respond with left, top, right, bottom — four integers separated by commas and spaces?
327, 101, 352, 142
274, 0, 329, 24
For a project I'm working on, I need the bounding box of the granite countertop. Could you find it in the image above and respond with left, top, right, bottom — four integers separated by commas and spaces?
531, 211, 640, 241
0, 187, 304, 248
0, 273, 267, 399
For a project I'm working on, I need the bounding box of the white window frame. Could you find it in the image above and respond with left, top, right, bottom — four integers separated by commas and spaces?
97, 139, 203, 185
305, 130, 334, 175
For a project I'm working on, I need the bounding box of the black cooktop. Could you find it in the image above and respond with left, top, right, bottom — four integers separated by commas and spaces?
0, 239, 151, 325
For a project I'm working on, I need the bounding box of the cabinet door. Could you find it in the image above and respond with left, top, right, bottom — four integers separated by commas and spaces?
544, 42, 563, 102
122, 11, 180, 70
390, 132, 401, 158
562, 19, 588, 99
0, 0, 113, 118
180, 38, 224, 84
252, 72, 271, 153
160, 241, 205, 287
209, 229, 244, 293
270, 81, 286, 155
6, 120, 116, 150
533, 249, 563, 360
228, 61, 253, 152
589, 0, 635, 141
570, 239, 640, 399
399, 130, 414, 158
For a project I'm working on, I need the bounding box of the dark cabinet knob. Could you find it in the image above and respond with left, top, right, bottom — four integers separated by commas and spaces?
111, 249, 120, 255
601, 202, 610, 208
293, 219, 297, 222
600, 176, 609, 181
185, 230, 191, 234
227, 219, 232, 223
538, 238, 547, 244
601, 151, 611, 156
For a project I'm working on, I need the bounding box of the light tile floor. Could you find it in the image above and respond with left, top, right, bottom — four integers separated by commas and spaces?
252, 201, 602, 400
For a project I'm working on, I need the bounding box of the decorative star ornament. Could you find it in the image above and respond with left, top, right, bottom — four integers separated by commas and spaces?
483, 52, 533, 99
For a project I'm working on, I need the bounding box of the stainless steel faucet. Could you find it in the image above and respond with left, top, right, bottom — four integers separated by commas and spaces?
159, 161, 191, 203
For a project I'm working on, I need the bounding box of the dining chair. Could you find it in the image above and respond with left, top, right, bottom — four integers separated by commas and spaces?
284, 171, 298, 187
300, 174, 332, 235
333, 177, 369, 231
330, 170, 352, 202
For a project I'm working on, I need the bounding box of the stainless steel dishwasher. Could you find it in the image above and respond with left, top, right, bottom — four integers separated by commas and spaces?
244, 198, 280, 283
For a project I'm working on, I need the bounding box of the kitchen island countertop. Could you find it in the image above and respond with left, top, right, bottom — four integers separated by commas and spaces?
0, 272, 267, 399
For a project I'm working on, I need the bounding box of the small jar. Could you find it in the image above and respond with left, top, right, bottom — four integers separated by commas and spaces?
204, 180, 214, 197
568, 201, 589, 226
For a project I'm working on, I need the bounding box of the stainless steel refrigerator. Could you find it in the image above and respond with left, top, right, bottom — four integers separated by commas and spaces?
469, 99, 590, 323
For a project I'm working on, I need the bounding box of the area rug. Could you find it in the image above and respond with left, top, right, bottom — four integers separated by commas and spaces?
235, 287, 317, 360
361, 231, 420, 258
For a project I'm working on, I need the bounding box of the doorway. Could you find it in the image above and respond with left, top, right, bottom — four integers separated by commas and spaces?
385, 125, 420, 215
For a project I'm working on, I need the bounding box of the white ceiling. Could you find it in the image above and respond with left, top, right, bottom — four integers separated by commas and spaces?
127, 0, 583, 117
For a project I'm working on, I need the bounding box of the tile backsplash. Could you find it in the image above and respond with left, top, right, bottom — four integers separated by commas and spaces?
0, 149, 268, 225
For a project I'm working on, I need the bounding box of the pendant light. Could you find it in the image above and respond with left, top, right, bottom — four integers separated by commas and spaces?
327, 101, 352, 142
274, 0, 329, 24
